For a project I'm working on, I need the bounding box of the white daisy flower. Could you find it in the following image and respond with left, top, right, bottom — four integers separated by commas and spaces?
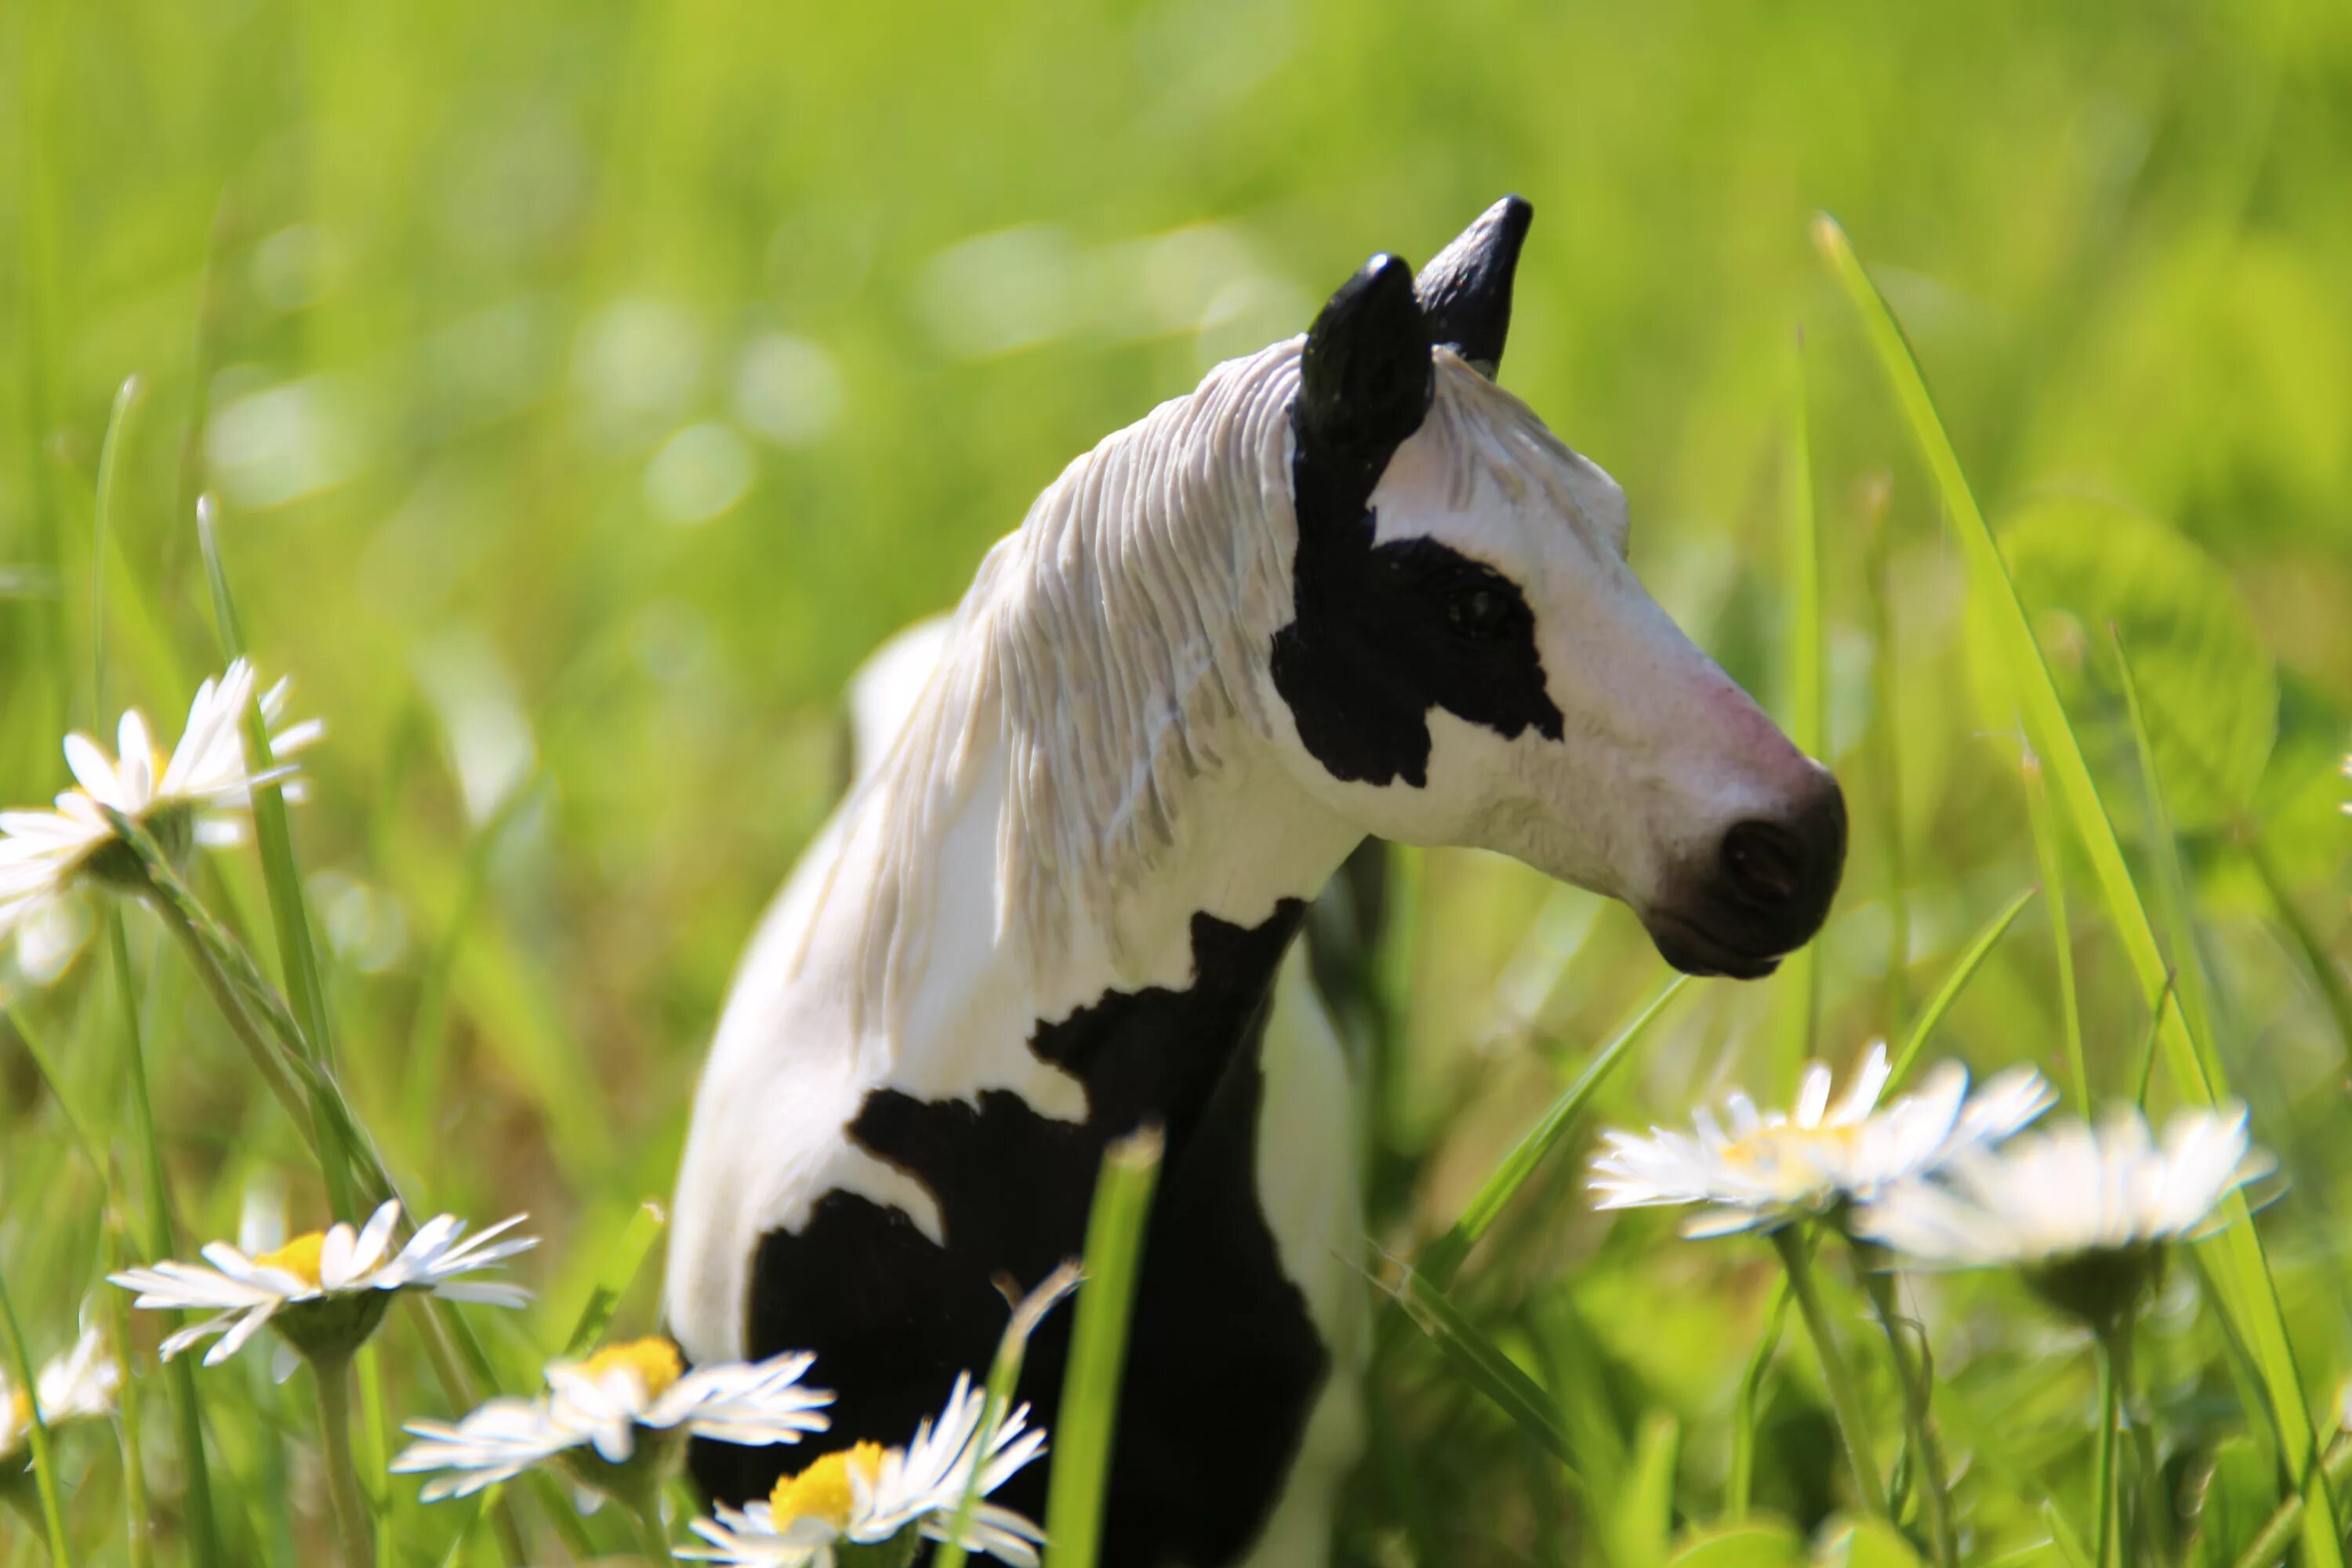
0, 661, 321, 971
393, 1340, 834, 1504
110, 1200, 533, 1367
684, 1373, 1047, 1567
1855, 1105, 2273, 1325
1589, 1044, 2056, 1237
0, 1326, 121, 1464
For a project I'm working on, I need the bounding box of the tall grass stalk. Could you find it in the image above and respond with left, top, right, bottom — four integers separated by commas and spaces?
1860, 476, 1909, 1040
0, 1251, 73, 1563
1815, 212, 2343, 1568
1046, 1129, 1164, 1568
2020, 746, 2089, 1107
1768, 1228, 1886, 1519
1775, 330, 1827, 1094
107, 913, 224, 1568
197, 499, 357, 1218
88, 376, 145, 720
1726, 1280, 1790, 1521
1885, 886, 2035, 1089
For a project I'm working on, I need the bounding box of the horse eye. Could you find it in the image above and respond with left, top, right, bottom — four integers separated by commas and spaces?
1447, 587, 1510, 638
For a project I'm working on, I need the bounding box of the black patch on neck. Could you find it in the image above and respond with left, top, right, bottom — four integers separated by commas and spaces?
696, 902, 1327, 1568
1270, 443, 1566, 788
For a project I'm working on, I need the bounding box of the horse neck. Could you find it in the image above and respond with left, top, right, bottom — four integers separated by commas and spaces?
845, 341, 1363, 1027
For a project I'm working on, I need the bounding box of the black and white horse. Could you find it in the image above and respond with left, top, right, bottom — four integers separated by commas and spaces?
669, 197, 1846, 1566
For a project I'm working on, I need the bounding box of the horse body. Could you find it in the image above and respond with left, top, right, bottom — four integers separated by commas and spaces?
670, 198, 1846, 1565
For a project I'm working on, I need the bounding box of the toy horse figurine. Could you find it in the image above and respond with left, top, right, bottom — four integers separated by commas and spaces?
669, 196, 1846, 1566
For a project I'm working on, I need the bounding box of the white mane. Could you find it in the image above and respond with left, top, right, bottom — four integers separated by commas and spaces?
824, 340, 1532, 1017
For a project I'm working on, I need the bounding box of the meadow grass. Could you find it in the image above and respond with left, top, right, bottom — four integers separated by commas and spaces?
4, 2, 2351, 1564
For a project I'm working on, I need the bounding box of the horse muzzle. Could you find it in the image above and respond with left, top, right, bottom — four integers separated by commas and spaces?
1639, 770, 1848, 980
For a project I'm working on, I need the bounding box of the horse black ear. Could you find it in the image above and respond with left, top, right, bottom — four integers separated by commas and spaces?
1294, 252, 1433, 510
1414, 195, 1533, 378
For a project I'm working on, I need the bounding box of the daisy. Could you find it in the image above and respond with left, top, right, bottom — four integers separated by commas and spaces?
0, 661, 321, 971
110, 1200, 533, 1368
1855, 1103, 2273, 1328
0, 1325, 120, 1466
392, 1339, 833, 1504
1588, 1044, 2055, 1237
685, 1373, 1047, 1567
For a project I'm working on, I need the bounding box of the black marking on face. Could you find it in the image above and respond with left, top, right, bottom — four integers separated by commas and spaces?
695, 903, 1327, 1568
1270, 480, 1566, 789
1277, 236, 1565, 789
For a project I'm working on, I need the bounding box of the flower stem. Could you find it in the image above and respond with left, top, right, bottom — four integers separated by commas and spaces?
1856, 1257, 1958, 1568
314, 1356, 376, 1568
107, 913, 225, 1568
2092, 1330, 2123, 1568
632, 1495, 677, 1564
1770, 1227, 1889, 1519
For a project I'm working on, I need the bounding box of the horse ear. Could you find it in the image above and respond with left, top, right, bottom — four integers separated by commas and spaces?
1414, 195, 1533, 378
1294, 252, 1433, 512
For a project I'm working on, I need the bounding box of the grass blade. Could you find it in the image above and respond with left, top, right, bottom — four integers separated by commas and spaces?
108, 915, 226, 1568
1815, 212, 2342, 1568
88, 376, 146, 723
1775, 332, 1827, 1094
1045, 1128, 1164, 1568
561, 1200, 667, 1356
2111, 629, 2223, 1061
1416, 975, 1688, 1290
0, 1252, 74, 1563
1885, 886, 2036, 1089
1726, 1279, 1791, 1520
195, 500, 358, 1214
1386, 1264, 1584, 1478
2021, 745, 2090, 1108
1860, 476, 1910, 1040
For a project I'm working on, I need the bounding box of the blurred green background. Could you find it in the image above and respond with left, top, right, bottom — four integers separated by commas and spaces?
4, 0, 2350, 1561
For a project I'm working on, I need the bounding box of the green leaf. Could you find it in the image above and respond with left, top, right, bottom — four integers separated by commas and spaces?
1999, 496, 2276, 829
1820, 1517, 1926, 1568
1670, 1523, 1808, 1567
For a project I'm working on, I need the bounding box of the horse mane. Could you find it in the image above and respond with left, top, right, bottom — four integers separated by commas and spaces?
827, 339, 1526, 1020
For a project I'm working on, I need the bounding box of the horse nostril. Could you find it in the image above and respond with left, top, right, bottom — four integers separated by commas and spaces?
1721, 819, 1809, 911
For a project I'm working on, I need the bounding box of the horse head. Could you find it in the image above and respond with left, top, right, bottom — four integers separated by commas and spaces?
1264, 197, 1845, 978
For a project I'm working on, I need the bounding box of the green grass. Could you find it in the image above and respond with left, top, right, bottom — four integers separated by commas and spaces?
5, 2, 2352, 1564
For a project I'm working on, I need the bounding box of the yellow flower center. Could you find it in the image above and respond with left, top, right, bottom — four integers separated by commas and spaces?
579, 1338, 684, 1401
7, 1389, 30, 1438
255, 1232, 328, 1287
768, 1442, 887, 1530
